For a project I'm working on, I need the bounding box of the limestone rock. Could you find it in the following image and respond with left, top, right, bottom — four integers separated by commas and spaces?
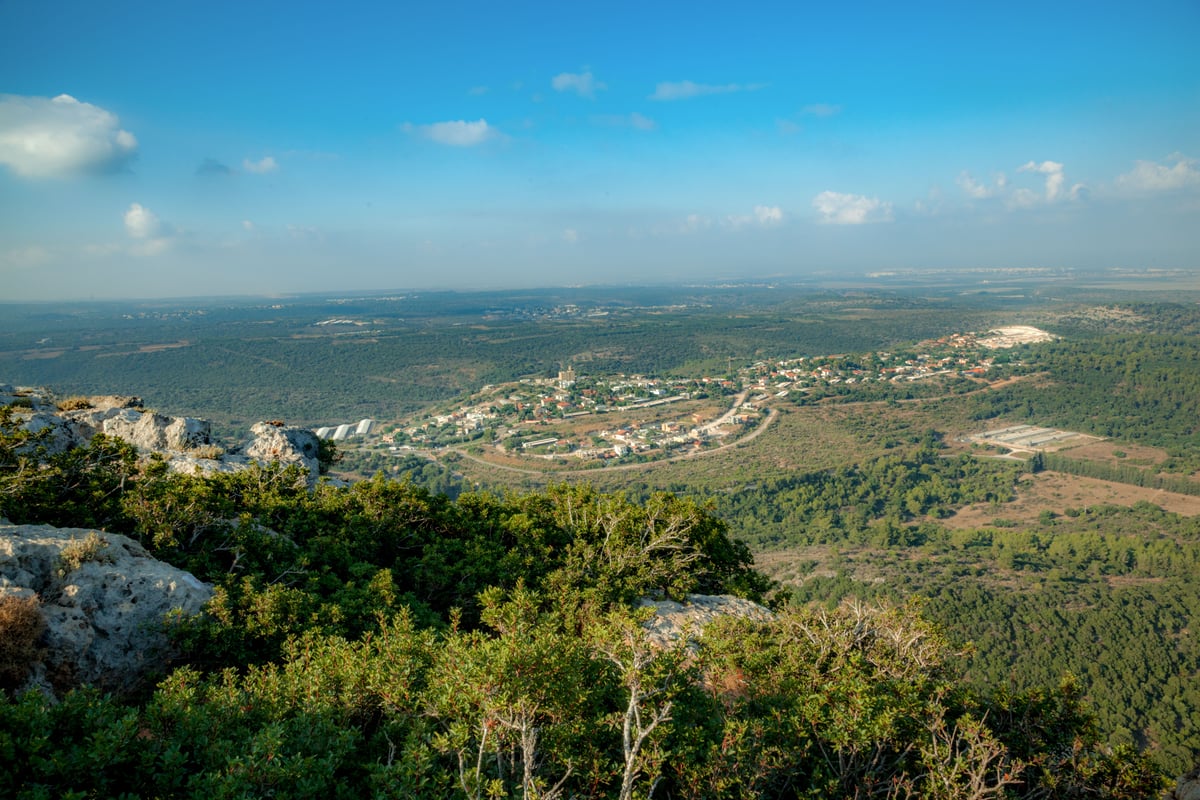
243, 422, 321, 480
18, 412, 76, 455
0, 385, 57, 412
1175, 766, 1200, 800
101, 408, 211, 452
0, 523, 212, 694
5, 387, 322, 484
639, 593, 774, 648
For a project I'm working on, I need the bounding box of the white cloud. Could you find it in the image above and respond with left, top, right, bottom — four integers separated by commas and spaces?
468, 85, 489, 96
957, 170, 1007, 199
754, 205, 783, 225
801, 103, 841, 117
0, 93, 138, 178
403, 119, 497, 146
242, 220, 256, 231
725, 205, 785, 230
124, 203, 165, 239
123, 203, 174, 255
1116, 153, 1200, 192
649, 81, 764, 101
562, 228, 579, 244
1007, 160, 1085, 206
1018, 160, 1066, 201
242, 155, 278, 174
552, 71, 605, 99
812, 191, 893, 224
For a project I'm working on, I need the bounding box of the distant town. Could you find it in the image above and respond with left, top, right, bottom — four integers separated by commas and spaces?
316, 325, 1055, 468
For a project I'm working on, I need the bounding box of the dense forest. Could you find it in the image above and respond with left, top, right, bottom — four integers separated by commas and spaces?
0, 408, 1177, 798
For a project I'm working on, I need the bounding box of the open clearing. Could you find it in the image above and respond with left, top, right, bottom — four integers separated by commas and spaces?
942, 471, 1200, 528
1056, 439, 1169, 468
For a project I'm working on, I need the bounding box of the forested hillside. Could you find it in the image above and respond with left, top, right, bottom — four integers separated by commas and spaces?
0, 409, 1173, 798
967, 334, 1200, 472
4, 290, 1200, 792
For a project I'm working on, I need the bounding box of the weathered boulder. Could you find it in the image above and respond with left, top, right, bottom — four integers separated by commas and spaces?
17, 411, 76, 455
5, 387, 324, 484
1175, 765, 1200, 800
101, 408, 211, 452
243, 422, 321, 480
639, 594, 774, 648
0, 523, 212, 695
0, 385, 57, 412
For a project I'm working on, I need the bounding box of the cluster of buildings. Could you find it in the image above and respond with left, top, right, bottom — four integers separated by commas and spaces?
334, 325, 1051, 465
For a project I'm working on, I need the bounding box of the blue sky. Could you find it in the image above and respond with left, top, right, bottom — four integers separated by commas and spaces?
1, 0, 1198, 300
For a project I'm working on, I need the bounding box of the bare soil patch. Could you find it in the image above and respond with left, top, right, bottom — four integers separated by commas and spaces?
1056, 440, 1169, 468
942, 472, 1200, 529
137, 341, 191, 353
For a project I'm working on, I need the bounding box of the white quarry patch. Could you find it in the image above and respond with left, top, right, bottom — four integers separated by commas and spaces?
976, 326, 1056, 348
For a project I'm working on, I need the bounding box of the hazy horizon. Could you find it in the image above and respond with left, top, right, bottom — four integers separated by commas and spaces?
2, 1, 1198, 301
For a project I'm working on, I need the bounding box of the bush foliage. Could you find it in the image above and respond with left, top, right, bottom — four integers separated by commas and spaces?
0, 404, 1178, 797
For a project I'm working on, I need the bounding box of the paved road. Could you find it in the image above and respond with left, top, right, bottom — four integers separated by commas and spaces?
432, 374, 1028, 478
443, 406, 779, 477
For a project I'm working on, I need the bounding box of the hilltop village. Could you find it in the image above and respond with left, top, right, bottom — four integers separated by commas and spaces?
322, 326, 1053, 468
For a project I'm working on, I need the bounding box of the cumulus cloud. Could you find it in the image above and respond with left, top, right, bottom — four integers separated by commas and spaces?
1010, 160, 1085, 205
1018, 160, 1066, 201
552, 70, 605, 99
123, 202, 174, 255
242, 155, 278, 174
812, 191, 893, 225
403, 119, 497, 146
562, 228, 579, 244
0, 93, 138, 178
124, 203, 165, 239
957, 170, 1007, 199
1116, 153, 1200, 192
649, 81, 764, 101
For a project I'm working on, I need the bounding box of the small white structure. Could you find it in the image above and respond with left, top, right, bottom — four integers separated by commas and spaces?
331, 423, 353, 441
355, 419, 374, 436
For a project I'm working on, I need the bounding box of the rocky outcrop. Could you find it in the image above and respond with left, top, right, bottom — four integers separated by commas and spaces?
639, 594, 774, 648
1175, 766, 1200, 800
5, 387, 324, 484
101, 408, 212, 451
242, 422, 322, 480
0, 523, 212, 695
